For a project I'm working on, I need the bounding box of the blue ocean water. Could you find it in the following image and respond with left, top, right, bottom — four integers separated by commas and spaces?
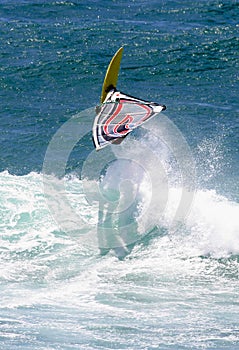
0, 0, 239, 349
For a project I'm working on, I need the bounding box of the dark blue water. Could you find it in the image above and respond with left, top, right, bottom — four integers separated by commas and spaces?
1, 1, 239, 349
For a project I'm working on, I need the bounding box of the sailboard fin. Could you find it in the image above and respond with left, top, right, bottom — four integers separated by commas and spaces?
100, 47, 124, 103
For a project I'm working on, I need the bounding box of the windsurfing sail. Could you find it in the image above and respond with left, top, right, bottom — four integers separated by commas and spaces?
92, 89, 166, 150
93, 47, 166, 150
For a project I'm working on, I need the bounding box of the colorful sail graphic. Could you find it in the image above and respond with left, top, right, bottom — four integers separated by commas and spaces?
92, 89, 166, 150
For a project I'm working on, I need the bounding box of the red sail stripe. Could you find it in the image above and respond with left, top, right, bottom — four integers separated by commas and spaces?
113, 114, 134, 135
103, 103, 123, 135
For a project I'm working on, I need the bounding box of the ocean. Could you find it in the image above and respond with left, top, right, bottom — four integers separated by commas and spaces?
0, 0, 239, 349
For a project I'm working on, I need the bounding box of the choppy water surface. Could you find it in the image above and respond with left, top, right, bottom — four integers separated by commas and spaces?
0, 1, 239, 349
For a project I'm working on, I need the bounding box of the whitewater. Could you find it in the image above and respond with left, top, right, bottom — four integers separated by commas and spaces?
1, 171, 239, 348
1, 120, 239, 348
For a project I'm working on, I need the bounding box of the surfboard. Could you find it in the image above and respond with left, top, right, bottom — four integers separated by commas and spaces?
100, 47, 124, 103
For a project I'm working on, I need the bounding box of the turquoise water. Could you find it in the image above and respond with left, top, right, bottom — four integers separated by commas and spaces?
1, 1, 239, 349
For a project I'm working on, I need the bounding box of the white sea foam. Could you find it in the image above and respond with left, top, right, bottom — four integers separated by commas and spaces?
0, 170, 239, 350
0, 170, 238, 261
